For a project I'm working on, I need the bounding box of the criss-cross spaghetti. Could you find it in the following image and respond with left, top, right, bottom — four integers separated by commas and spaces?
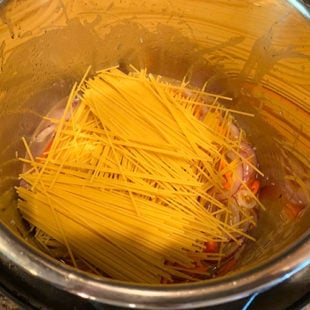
16, 67, 262, 283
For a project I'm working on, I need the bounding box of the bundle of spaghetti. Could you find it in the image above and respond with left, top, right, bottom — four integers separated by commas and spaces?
16, 67, 261, 283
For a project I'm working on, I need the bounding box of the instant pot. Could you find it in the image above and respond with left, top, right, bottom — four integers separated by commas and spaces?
0, 0, 309, 308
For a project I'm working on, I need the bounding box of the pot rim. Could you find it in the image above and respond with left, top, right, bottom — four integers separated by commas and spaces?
0, 223, 309, 309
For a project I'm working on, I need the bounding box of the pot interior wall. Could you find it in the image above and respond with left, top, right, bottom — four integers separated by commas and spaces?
0, 0, 309, 280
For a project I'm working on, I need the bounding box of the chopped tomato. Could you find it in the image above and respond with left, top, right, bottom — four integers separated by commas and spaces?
217, 258, 237, 276
205, 241, 218, 253
250, 180, 260, 195
282, 202, 304, 221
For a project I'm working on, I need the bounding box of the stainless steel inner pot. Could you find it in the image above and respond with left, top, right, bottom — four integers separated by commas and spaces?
0, 0, 309, 308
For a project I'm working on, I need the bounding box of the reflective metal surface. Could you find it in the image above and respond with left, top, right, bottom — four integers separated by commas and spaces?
0, 0, 309, 308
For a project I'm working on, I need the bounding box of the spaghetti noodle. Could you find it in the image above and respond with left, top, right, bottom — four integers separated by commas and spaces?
16, 67, 262, 283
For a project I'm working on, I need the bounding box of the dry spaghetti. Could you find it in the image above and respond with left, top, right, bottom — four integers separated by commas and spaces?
16, 67, 262, 283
